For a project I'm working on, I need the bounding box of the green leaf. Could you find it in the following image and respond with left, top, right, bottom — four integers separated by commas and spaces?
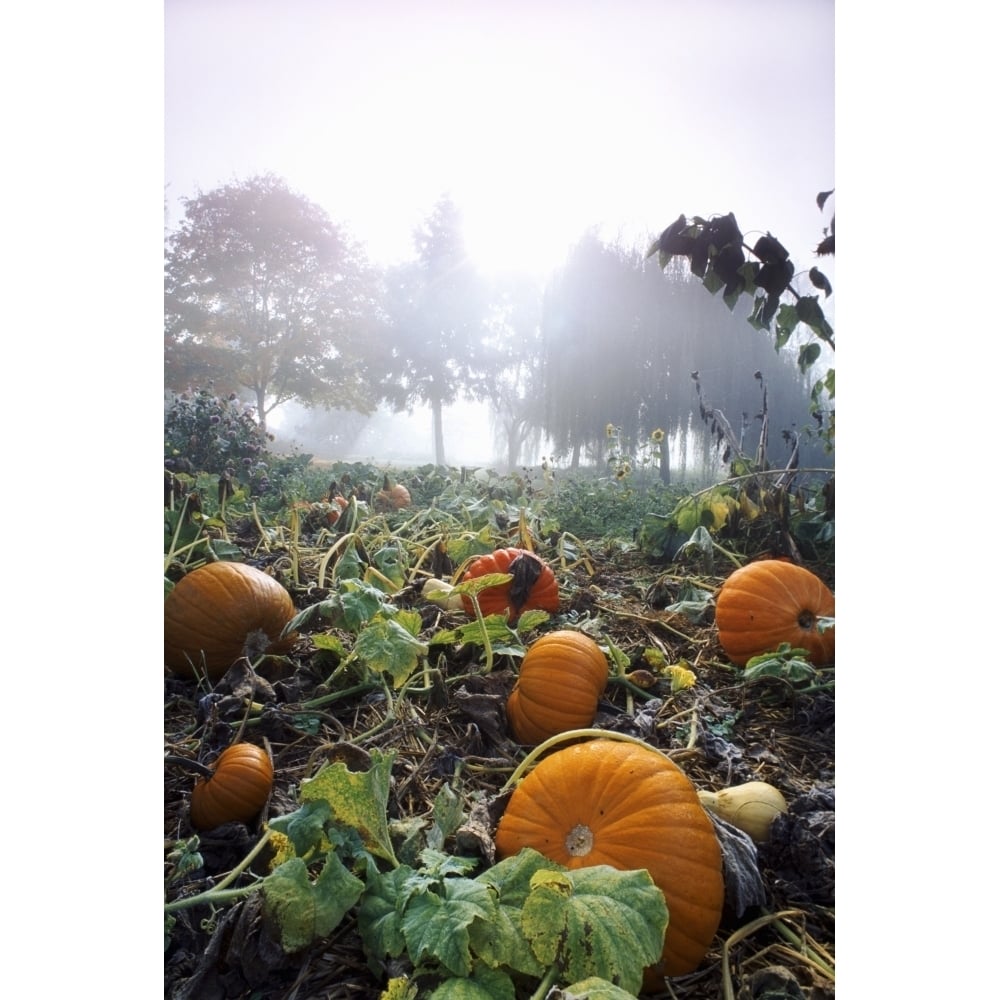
285, 581, 394, 636
797, 341, 821, 373
430, 615, 518, 647
261, 851, 365, 954
520, 865, 668, 995
796, 295, 834, 346
371, 543, 408, 590
702, 266, 725, 295
401, 876, 496, 976
358, 859, 411, 966
299, 748, 399, 865
427, 965, 516, 1000
354, 617, 429, 689
513, 608, 551, 632
267, 799, 332, 858
560, 978, 644, 1000
774, 303, 799, 350
428, 784, 464, 851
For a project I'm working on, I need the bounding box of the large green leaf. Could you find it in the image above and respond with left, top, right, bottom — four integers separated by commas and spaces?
427, 965, 516, 1000
401, 877, 496, 977
354, 615, 428, 688
520, 865, 667, 995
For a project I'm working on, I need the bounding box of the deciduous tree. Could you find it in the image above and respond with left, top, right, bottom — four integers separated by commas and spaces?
164, 174, 380, 430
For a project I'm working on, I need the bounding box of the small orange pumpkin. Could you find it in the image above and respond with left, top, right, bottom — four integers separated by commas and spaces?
164, 561, 296, 680
374, 475, 411, 511
189, 742, 274, 830
507, 630, 608, 744
494, 738, 724, 981
460, 547, 559, 623
715, 559, 835, 666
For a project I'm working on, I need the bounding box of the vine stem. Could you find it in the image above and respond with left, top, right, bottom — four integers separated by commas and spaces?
164, 829, 272, 914
688, 467, 834, 500
527, 965, 559, 1000
500, 728, 675, 793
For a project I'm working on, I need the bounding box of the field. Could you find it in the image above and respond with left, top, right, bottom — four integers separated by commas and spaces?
164, 460, 834, 1000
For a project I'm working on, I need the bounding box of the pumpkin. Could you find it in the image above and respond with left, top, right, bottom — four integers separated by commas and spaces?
375, 475, 411, 511
189, 742, 274, 830
494, 738, 724, 981
507, 630, 608, 744
460, 547, 559, 622
715, 559, 834, 666
164, 561, 296, 680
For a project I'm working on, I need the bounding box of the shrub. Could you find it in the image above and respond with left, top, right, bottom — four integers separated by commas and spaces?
164, 386, 272, 474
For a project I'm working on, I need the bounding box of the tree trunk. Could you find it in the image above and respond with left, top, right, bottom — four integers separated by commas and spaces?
256, 387, 268, 433
431, 396, 447, 467
659, 436, 671, 485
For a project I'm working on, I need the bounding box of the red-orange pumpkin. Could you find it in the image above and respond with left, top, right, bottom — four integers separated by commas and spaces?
189, 742, 274, 830
507, 631, 608, 744
460, 547, 559, 623
494, 738, 724, 982
164, 561, 296, 680
715, 559, 835, 666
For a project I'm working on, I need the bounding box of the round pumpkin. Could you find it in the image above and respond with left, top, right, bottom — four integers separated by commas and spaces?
507, 631, 608, 744
715, 559, 834, 666
189, 742, 274, 830
460, 547, 559, 623
494, 738, 724, 981
164, 561, 296, 680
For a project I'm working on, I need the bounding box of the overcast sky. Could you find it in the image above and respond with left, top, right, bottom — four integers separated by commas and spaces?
165, 0, 835, 279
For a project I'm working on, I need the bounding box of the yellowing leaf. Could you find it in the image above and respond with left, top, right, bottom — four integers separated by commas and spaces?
261, 852, 365, 954
379, 978, 418, 1000
299, 749, 399, 865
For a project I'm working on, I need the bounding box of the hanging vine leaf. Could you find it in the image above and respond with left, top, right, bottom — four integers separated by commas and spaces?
796, 295, 834, 346
809, 266, 833, 297
798, 342, 822, 372
752, 233, 789, 264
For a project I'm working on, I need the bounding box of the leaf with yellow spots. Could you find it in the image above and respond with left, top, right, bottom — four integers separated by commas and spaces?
299, 748, 399, 865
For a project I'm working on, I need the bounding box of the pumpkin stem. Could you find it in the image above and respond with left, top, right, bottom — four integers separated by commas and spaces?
797, 609, 817, 630
565, 822, 594, 857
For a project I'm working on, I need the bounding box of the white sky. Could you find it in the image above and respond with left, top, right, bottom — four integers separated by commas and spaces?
165, 0, 835, 278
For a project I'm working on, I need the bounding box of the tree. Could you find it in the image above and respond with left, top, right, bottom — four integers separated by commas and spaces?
379, 196, 493, 466
538, 230, 818, 483
164, 174, 380, 431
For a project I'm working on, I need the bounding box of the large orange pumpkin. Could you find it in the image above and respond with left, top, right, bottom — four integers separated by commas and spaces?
189, 742, 274, 830
460, 547, 559, 623
507, 631, 608, 744
164, 561, 296, 680
494, 738, 724, 983
715, 559, 834, 666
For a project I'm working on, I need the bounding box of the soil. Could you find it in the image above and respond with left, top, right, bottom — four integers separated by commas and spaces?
165, 545, 834, 1000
